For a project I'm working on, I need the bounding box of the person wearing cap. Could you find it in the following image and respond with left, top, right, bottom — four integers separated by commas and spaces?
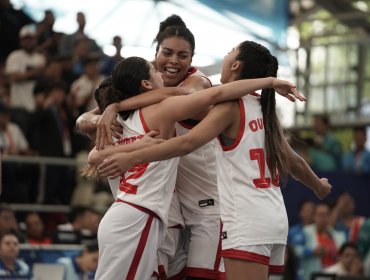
5, 25, 46, 115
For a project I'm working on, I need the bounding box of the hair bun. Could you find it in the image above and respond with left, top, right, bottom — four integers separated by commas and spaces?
159, 14, 186, 33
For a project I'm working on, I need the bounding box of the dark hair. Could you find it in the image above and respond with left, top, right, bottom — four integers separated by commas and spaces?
153, 15, 195, 57
85, 241, 99, 253
236, 41, 288, 179
338, 242, 358, 255
314, 114, 329, 126
0, 231, 20, 243
298, 199, 315, 211
69, 206, 96, 223
94, 57, 151, 120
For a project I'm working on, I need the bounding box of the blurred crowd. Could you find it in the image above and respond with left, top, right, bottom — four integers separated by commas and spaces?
286, 192, 370, 280
0, 203, 100, 277
0, 1, 123, 205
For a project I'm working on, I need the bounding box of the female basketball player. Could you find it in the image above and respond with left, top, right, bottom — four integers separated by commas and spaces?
96, 42, 332, 280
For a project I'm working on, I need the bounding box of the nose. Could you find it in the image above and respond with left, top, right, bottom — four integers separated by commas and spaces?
168, 54, 179, 64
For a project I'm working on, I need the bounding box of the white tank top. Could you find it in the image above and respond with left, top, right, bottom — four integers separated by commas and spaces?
216, 94, 288, 248
175, 68, 219, 215
108, 110, 179, 225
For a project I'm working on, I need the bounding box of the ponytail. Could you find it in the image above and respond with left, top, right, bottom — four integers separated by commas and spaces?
261, 56, 288, 179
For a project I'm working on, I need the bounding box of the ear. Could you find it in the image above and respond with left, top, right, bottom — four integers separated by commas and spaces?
231, 60, 241, 72
141, 80, 153, 90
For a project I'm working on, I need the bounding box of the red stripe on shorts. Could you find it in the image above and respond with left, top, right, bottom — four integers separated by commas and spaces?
269, 264, 284, 273
222, 249, 270, 266
126, 214, 154, 280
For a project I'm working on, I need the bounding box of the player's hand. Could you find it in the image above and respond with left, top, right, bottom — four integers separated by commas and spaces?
96, 103, 122, 150
271, 78, 307, 102
314, 178, 332, 200
97, 153, 130, 178
141, 131, 165, 147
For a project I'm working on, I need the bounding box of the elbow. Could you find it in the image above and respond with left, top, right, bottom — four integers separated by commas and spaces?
88, 149, 99, 166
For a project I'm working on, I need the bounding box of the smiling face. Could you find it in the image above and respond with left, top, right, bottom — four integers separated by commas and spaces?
155, 37, 192, 87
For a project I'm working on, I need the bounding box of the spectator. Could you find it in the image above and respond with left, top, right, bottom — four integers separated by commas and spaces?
0, 205, 25, 242
35, 9, 61, 57
100, 35, 124, 75
32, 81, 74, 204
300, 202, 346, 280
357, 218, 370, 276
311, 114, 343, 170
56, 242, 98, 280
58, 12, 101, 59
343, 126, 370, 175
330, 192, 365, 241
69, 55, 105, 117
24, 212, 52, 245
0, 0, 35, 63
288, 200, 316, 280
54, 206, 100, 244
0, 232, 30, 277
325, 242, 360, 276
4, 25, 46, 136
0, 101, 29, 155
0, 101, 34, 203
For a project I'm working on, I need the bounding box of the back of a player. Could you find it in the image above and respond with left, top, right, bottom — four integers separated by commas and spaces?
216, 94, 288, 274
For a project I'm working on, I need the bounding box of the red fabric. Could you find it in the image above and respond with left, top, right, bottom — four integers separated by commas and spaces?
317, 231, 337, 267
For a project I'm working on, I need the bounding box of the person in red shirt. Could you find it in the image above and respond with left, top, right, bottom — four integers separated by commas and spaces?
24, 212, 52, 245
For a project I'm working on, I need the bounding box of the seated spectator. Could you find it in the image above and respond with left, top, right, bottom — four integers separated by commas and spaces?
0, 232, 30, 277
357, 218, 370, 276
0, 101, 29, 155
343, 126, 370, 175
325, 242, 360, 276
24, 212, 52, 245
56, 241, 98, 280
330, 192, 365, 241
288, 200, 316, 280
300, 202, 346, 280
0, 205, 25, 242
54, 206, 100, 244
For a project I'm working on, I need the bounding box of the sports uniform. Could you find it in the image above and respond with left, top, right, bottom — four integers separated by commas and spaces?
175, 67, 223, 279
95, 110, 179, 280
216, 94, 288, 273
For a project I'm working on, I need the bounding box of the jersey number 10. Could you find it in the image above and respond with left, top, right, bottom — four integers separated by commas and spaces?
249, 148, 279, 188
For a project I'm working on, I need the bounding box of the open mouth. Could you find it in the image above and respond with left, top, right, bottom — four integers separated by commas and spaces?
164, 66, 180, 77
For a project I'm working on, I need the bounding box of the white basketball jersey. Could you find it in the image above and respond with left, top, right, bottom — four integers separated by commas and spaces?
175, 67, 219, 215
108, 110, 179, 225
216, 94, 288, 249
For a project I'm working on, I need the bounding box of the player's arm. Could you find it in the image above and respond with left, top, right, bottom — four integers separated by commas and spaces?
283, 138, 332, 199
95, 87, 189, 148
97, 102, 235, 178
88, 131, 163, 166
157, 77, 302, 126
76, 107, 102, 139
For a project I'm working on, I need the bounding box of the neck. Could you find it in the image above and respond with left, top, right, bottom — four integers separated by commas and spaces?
75, 256, 86, 272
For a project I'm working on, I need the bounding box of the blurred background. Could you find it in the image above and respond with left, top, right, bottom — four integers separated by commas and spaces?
0, 0, 370, 279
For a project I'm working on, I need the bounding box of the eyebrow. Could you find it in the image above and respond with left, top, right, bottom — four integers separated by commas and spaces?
162, 47, 190, 54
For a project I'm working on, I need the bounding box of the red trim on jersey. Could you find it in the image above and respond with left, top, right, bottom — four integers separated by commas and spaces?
185, 267, 220, 279
220, 99, 246, 151
126, 214, 154, 280
250, 92, 260, 97
269, 265, 284, 273
168, 267, 186, 280
139, 109, 150, 133
221, 249, 269, 265
116, 199, 160, 220
181, 67, 212, 86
